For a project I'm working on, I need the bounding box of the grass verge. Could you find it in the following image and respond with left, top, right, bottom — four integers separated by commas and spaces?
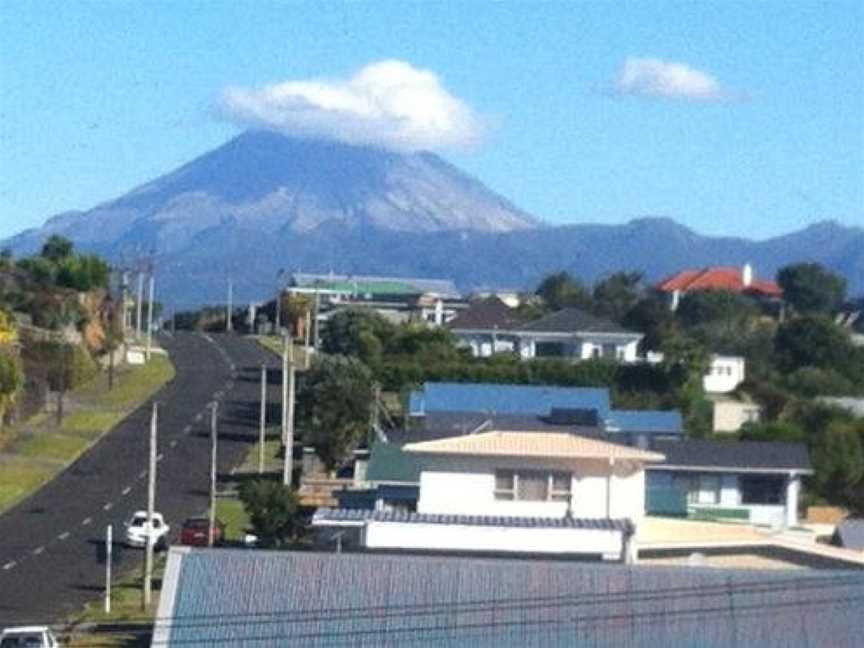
0, 355, 175, 513
67, 557, 166, 647
254, 335, 311, 368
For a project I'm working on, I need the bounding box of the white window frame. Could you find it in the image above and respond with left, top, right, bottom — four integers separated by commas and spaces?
494, 469, 571, 502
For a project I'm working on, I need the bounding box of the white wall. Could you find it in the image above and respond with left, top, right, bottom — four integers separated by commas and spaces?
365, 521, 624, 557
703, 356, 746, 394
416, 456, 648, 521
713, 399, 762, 433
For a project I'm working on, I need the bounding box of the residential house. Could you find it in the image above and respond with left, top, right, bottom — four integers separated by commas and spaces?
703, 355, 746, 394
449, 304, 643, 362
361, 382, 808, 528
647, 440, 811, 527
656, 263, 782, 310
711, 398, 762, 433
153, 548, 864, 647
286, 272, 466, 326
316, 430, 663, 561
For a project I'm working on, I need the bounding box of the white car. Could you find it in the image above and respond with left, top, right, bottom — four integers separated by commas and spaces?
0, 626, 59, 647
124, 511, 170, 549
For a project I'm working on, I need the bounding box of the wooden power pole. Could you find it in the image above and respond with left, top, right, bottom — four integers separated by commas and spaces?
282, 336, 296, 486
208, 402, 218, 547
145, 274, 155, 361
142, 402, 157, 610
259, 365, 267, 474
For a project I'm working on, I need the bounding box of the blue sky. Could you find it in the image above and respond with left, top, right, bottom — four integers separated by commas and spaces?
1, 1, 862, 241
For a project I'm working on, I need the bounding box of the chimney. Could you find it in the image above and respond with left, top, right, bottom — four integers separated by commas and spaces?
742, 263, 753, 288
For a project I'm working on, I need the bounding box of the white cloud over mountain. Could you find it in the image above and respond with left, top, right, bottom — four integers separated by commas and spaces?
613, 57, 731, 101
220, 60, 483, 152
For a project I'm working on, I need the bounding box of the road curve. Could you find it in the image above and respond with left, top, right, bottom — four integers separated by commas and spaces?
0, 332, 280, 626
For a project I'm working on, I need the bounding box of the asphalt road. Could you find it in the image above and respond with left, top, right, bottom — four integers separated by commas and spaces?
0, 332, 280, 626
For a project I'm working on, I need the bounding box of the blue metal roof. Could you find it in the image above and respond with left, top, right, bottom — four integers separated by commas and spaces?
409, 382, 611, 417
158, 549, 864, 647
606, 410, 684, 434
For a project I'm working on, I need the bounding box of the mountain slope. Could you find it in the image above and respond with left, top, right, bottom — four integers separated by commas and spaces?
3, 132, 862, 307
6, 131, 539, 259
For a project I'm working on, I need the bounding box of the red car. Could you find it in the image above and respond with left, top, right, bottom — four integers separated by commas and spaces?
180, 517, 225, 547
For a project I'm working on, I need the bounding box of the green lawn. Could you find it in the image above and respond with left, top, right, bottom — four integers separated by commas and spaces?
254, 336, 311, 369
68, 558, 166, 647
215, 497, 252, 543
0, 354, 175, 514
0, 456, 56, 510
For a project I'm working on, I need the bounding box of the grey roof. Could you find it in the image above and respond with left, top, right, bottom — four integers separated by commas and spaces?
156, 548, 864, 647
517, 307, 638, 335
291, 272, 460, 298
650, 440, 812, 472
447, 298, 526, 331
313, 508, 634, 532
835, 519, 864, 550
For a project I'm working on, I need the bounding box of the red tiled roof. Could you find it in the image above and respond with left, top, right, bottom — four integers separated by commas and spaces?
656, 267, 782, 297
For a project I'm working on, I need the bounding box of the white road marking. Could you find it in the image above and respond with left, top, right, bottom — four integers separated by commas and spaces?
156, 453, 164, 462
183, 425, 192, 434
139, 470, 147, 479
122, 486, 132, 496
82, 517, 92, 526
170, 439, 178, 448
2, 561, 16, 570
58, 532, 70, 541
103, 503, 113, 511
195, 413, 203, 422
33, 546, 44, 555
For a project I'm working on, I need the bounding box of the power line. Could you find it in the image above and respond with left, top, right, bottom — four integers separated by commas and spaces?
61, 589, 864, 647
15, 570, 863, 635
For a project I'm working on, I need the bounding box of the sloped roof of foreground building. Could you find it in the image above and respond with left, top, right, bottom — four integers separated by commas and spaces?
154, 548, 864, 647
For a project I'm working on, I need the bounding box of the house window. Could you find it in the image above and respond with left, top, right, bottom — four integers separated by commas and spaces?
494, 470, 571, 502
591, 347, 601, 359
673, 474, 721, 505
740, 475, 783, 505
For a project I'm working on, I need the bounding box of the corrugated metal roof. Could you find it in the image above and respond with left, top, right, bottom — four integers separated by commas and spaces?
291, 272, 460, 298
606, 410, 684, 434
313, 508, 634, 532
408, 382, 611, 417
403, 431, 665, 462
157, 548, 864, 647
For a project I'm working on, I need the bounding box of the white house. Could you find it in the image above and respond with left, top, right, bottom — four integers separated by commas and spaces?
703, 355, 746, 394
314, 430, 664, 562
712, 398, 762, 433
449, 305, 643, 363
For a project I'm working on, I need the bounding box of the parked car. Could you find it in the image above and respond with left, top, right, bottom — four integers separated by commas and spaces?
180, 516, 225, 547
1, 626, 59, 647
124, 511, 170, 549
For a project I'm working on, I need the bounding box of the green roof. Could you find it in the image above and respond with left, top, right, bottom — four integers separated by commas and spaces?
316, 280, 420, 295
366, 442, 423, 483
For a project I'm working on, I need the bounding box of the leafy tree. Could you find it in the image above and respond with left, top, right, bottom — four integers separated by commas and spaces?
810, 419, 864, 503
280, 293, 313, 338
0, 249, 12, 270
40, 235, 74, 262
777, 262, 846, 314
238, 479, 305, 548
739, 420, 805, 443
297, 354, 373, 471
0, 309, 17, 346
676, 290, 757, 331
774, 315, 857, 374
320, 309, 395, 364
0, 353, 22, 430
592, 272, 643, 321
55, 254, 110, 291
25, 342, 96, 425
535, 272, 593, 311
622, 296, 676, 351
